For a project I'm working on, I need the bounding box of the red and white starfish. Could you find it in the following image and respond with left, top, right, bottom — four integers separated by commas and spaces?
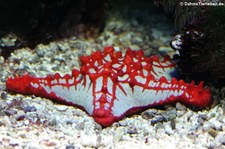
6, 46, 211, 127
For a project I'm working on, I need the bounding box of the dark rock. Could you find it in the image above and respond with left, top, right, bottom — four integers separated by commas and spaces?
141, 109, 158, 119
127, 127, 138, 134
4, 109, 18, 115
66, 145, 76, 149
23, 105, 37, 113
151, 115, 166, 125
16, 114, 26, 121
0, 91, 7, 100
170, 119, 176, 129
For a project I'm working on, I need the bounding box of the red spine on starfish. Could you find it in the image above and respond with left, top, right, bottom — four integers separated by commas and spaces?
6, 46, 211, 127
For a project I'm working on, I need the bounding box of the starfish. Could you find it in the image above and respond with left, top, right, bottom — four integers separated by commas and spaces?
6, 46, 211, 127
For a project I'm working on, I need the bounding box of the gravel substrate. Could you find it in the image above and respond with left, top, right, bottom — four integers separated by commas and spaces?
0, 10, 225, 149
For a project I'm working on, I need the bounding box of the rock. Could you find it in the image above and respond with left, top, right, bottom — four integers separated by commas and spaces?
141, 109, 158, 119
1, 116, 11, 126
212, 120, 223, 131
54, 105, 68, 111
151, 28, 163, 39
215, 133, 225, 146
1, 91, 7, 100
151, 115, 166, 125
23, 120, 30, 126
81, 133, 99, 148
164, 123, 174, 135
175, 102, 187, 111
9, 138, 20, 146
158, 46, 173, 53
0, 56, 4, 64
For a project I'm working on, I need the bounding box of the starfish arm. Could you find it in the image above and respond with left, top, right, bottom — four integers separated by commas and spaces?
6, 70, 95, 115
111, 77, 211, 118
178, 81, 211, 108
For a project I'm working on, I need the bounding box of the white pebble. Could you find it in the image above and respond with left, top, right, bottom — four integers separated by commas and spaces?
24, 120, 30, 126
212, 120, 222, 130
81, 133, 99, 147
55, 105, 68, 111
9, 138, 20, 146
164, 123, 174, 135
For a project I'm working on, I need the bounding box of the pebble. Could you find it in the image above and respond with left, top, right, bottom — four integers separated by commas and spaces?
127, 127, 138, 135
158, 46, 173, 53
1, 116, 11, 126
163, 109, 177, 121
113, 127, 124, 143
151, 28, 163, 39
23, 120, 30, 126
164, 123, 174, 135
208, 128, 218, 138
131, 36, 143, 44
1, 91, 7, 99
197, 114, 208, 124
54, 105, 68, 111
151, 115, 166, 125
4, 109, 18, 116
0, 56, 4, 64
9, 138, 20, 146
141, 109, 158, 119
212, 120, 223, 131
23, 105, 37, 113
57, 41, 71, 51
0, 35, 16, 48
170, 119, 176, 130
159, 35, 171, 43
113, 46, 120, 51
65, 145, 76, 149
81, 133, 99, 148
215, 133, 225, 146
150, 39, 164, 49
175, 102, 187, 111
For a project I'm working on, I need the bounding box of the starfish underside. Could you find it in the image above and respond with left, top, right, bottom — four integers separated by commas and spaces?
6, 46, 211, 127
